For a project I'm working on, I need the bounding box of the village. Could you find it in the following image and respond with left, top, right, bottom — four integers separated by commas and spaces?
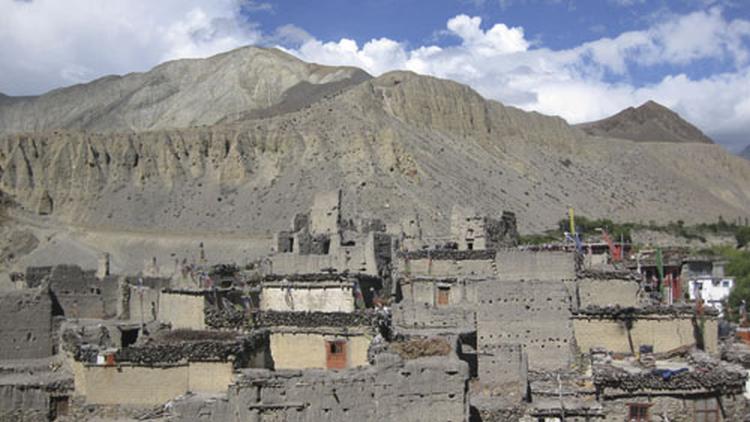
1, 190, 749, 421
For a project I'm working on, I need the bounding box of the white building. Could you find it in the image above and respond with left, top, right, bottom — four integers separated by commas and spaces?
684, 257, 734, 313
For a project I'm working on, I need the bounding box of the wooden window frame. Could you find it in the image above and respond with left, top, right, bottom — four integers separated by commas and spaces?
436, 286, 450, 306
694, 398, 720, 422
627, 402, 651, 422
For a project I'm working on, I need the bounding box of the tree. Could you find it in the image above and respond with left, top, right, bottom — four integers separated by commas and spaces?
736, 226, 750, 249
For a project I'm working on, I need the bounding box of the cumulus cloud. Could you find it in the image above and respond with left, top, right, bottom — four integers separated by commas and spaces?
1, 1, 749, 150
284, 9, 750, 150
0, 0, 263, 95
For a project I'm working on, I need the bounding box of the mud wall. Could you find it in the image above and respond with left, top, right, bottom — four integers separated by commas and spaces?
572, 317, 718, 355
269, 332, 371, 369
0, 290, 53, 360
494, 250, 575, 281
158, 292, 206, 330
223, 356, 469, 422
475, 279, 575, 371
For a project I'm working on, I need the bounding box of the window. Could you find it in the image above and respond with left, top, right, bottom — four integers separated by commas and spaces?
722, 280, 731, 288
694, 398, 719, 422
466, 240, 474, 250
288, 237, 294, 253
437, 286, 450, 306
326, 340, 347, 369
628, 403, 650, 421
50, 396, 69, 419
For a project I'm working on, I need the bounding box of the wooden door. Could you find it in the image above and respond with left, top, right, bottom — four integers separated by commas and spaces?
326, 340, 348, 369
437, 287, 450, 306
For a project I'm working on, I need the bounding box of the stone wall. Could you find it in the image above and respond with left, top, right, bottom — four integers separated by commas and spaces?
494, 250, 575, 281
270, 238, 381, 275
573, 316, 718, 355
218, 355, 469, 422
44, 265, 120, 319
399, 256, 496, 278
0, 385, 52, 422
449, 206, 518, 250
0, 289, 53, 360
127, 285, 161, 323
399, 277, 476, 306
393, 303, 476, 331
310, 190, 341, 235
475, 279, 575, 371
599, 394, 746, 422
477, 343, 528, 393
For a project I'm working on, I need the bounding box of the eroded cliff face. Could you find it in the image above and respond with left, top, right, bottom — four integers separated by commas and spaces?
1, 68, 749, 236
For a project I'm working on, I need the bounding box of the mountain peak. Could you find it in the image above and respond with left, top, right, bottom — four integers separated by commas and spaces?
576, 100, 714, 144
0, 46, 372, 135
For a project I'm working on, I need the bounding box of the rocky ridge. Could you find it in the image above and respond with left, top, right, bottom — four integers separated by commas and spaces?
0, 47, 748, 243
741, 144, 750, 160
576, 100, 715, 144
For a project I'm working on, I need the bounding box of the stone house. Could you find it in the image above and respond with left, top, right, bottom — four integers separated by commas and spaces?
268, 190, 393, 278
253, 311, 374, 370
68, 329, 271, 406
26, 264, 120, 319
572, 305, 720, 356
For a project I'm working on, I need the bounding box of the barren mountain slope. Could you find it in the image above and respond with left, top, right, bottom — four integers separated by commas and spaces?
0, 47, 370, 134
1, 70, 749, 241
576, 100, 714, 144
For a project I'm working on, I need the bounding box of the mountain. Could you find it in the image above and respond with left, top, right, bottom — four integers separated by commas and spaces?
741, 145, 750, 160
0, 47, 749, 272
0, 47, 370, 134
576, 100, 714, 144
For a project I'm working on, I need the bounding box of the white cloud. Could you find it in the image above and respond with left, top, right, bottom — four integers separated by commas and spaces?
1, 1, 748, 150
283, 9, 750, 150
0, 0, 263, 95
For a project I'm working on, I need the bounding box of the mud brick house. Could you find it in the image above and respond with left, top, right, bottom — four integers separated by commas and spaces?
268, 190, 393, 278
259, 273, 382, 313
26, 264, 120, 319
591, 348, 747, 421
572, 305, 719, 356
67, 329, 271, 406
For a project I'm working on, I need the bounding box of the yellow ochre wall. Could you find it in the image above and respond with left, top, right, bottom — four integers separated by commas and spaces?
270, 332, 371, 369
79, 361, 233, 405
573, 317, 718, 355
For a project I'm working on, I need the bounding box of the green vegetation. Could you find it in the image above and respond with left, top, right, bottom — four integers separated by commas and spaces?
518, 215, 749, 247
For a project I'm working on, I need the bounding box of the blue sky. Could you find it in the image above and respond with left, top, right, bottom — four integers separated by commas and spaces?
1, 0, 749, 150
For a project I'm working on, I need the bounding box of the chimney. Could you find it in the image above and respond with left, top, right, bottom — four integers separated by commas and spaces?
97, 253, 111, 278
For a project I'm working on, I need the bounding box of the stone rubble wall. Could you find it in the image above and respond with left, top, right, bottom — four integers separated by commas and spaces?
0, 289, 54, 360
169, 355, 470, 422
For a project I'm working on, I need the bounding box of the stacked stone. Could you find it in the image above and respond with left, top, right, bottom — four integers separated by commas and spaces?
593, 362, 746, 394
577, 268, 640, 281
574, 304, 718, 318
204, 306, 245, 330
399, 249, 497, 261
68, 330, 269, 368
252, 310, 374, 328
